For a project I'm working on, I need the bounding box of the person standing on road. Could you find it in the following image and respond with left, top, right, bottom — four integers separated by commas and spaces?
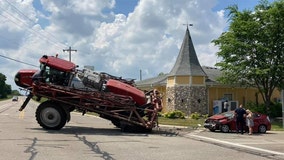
246, 109, 254, 135
223, 100, 229, 112
234, 104, 246, 134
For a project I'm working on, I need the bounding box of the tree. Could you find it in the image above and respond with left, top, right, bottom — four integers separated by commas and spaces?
212, 0, 284, 112
11, 90, 20, 96
0, 73, 7, 98
0, 73, 12, 98
158, 72, 165, 76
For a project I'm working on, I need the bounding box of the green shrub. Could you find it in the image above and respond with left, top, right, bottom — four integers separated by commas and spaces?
268, 103, 282, 118
245, 102, 266, 113
190, 112, 201, 120
164, 110, 185, 119
245, 102, 282, 118
202, 114, 209, 119
157, 112, 163, 117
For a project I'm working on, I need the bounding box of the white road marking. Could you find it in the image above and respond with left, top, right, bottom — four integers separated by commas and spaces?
188, 134, 284, 156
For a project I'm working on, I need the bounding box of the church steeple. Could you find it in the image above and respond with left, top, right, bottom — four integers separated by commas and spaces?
169, 27, 206, 76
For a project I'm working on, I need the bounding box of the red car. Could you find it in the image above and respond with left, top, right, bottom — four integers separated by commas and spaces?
204, 111, 271, 133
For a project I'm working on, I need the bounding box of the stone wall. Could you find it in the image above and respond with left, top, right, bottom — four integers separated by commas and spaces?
166, 85, 207, 115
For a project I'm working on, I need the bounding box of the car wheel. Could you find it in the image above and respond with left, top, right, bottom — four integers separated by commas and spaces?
221, 124, 230, 133
258, 124, 267, 133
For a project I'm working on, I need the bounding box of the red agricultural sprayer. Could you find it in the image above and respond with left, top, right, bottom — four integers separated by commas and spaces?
15, 55, 162, 132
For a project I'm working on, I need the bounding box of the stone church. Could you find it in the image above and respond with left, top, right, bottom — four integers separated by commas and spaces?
135, 27, 280, 115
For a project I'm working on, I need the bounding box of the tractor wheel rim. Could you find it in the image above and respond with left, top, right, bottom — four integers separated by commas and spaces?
40, 108, 61, 127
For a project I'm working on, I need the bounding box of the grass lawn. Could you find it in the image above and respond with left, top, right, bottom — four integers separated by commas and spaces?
158, 117, 204, 128
0, 95, 13, 101
271, 121, 284, 131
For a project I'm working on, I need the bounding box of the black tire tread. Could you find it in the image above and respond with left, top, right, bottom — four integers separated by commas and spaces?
35, 101, 67, 130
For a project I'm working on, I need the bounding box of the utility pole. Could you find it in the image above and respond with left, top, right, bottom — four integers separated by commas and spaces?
282, 90, 284, 128
140, 69, 142, 81
63, 46, 77, 61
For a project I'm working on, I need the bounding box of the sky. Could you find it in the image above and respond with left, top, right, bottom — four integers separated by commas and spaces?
0, 0, 276, 91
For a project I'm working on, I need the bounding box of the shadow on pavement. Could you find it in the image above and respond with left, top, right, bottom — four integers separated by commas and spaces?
27, 125, 182, 137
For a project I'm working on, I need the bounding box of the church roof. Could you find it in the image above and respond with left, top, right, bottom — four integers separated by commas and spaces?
135, 66, 221, 87
135, 74, 168, 88
169, 27, 206, 76
135, 28, 219, 88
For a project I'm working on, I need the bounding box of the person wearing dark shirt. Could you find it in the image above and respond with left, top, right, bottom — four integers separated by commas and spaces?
234, 104, 246, 134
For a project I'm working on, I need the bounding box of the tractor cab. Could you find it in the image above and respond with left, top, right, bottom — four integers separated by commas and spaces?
33, 55, 76, 86
15, 55, 77, 89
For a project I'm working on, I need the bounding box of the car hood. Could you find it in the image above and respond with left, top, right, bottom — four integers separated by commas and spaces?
208, 115, 226, 120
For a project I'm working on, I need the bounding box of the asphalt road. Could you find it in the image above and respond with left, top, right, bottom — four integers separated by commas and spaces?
1, 97, 284, 160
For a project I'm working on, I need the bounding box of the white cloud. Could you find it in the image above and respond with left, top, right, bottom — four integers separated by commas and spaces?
0, 0, 228, 90
70, 0, 115, 15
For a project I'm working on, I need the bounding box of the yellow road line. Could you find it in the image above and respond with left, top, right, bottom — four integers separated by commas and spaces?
19, 111, 25, 119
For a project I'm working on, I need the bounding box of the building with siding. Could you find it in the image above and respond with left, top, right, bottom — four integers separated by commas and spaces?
135, 27, 281, 115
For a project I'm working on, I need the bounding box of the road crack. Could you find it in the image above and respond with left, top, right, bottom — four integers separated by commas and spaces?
75, 134, 115, 160
24, 137, 38, 160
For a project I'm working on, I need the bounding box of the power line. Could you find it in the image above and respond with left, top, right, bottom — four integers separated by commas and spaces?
4, 0, 35, 23
4, 0, 67, 48
0, 1, 67, 50
0, 54, 38, 67
0, 34, 48, 54
0, 1, 100, 58
0, 1, 96, 58
5, 0, 68, 49
0, 10, 63, 51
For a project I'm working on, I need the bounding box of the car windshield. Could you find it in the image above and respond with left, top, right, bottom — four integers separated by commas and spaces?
220, 111, 234, 118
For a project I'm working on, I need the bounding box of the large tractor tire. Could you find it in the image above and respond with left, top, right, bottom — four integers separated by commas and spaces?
36, 101, 67, 130
120, 121, 152, 133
